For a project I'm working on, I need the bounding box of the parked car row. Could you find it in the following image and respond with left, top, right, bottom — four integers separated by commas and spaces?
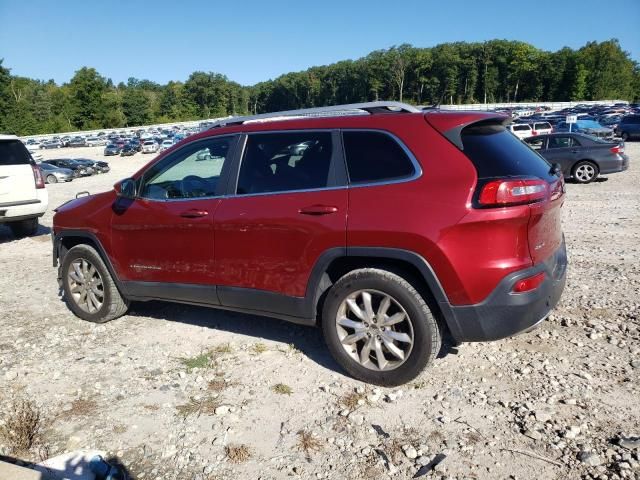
23, 124, 199, 153
37, 158, 110, 184
496, 103, 640, 142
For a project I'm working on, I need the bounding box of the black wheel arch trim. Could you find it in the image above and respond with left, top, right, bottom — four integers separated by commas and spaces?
53, 230, 124, 289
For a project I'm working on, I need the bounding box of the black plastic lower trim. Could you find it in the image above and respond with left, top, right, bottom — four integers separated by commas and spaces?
123, 281, 220, 306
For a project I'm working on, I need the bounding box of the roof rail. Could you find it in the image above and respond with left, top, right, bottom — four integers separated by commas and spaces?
207, 101, 421, 129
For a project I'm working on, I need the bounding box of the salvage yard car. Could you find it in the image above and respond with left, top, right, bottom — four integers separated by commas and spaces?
39, 162, 74, 183
0, 135, 48, 236
52, 102, 567, 386
44, 159, 94, 177
104, 144, 121, 156
525, 132, 628, 183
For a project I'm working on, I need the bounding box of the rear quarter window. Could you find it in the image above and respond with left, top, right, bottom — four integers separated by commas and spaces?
0, 141, 33, 166
461, 124, 552, 180
342, 131, 415, 184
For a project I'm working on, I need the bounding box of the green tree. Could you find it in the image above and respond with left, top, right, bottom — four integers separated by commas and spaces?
122, 88, 152, 126
67, 67, 108, 129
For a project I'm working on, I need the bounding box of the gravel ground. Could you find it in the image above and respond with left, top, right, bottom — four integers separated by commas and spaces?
0, 144, 639, 480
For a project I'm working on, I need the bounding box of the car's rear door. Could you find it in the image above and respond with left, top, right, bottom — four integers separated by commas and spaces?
213, 130, 347, 313
0, 139, 37, 205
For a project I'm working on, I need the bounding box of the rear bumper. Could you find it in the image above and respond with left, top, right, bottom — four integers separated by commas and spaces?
0, 189, 48, 223
446, 239, 567, 342
600, 154, 629, 174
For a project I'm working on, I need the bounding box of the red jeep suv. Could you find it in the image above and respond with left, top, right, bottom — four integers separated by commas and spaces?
52, 102, 567, 386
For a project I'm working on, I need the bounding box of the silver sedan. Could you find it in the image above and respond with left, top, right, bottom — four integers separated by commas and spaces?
38, 162, 74, 183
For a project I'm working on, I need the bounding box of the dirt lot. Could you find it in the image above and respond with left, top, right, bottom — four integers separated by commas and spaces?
0, 143, 639, 480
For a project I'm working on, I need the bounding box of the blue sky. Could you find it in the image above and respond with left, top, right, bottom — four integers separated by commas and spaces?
1, 0, 638, 86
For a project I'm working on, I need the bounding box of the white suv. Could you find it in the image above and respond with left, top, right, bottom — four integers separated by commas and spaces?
508, 123, 534, 139
0, 135, 48, 236
142, 140, 159, 153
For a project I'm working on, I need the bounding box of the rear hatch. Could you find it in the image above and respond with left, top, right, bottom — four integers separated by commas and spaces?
0, 139, 38, 204
428, 115, 565, 265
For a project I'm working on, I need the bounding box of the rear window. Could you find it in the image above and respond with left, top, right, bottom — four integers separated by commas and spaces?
512, 125, 531, 131
0, 141, 33, 166
535, 122, 552, 130
461, 124, 552, 179
343, 131, 415, 184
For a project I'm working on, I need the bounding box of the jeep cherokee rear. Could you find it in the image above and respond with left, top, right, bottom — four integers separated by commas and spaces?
52, 102, 567, 386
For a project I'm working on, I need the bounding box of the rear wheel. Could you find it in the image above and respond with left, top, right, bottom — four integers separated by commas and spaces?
47, 174, 57, 184
61, 244, 129, 323
9, 218, 38, 237
572, 161, 598, 184
321, 268, 441, 386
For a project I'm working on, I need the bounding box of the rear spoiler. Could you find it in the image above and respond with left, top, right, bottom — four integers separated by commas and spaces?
424, 112, 511, 150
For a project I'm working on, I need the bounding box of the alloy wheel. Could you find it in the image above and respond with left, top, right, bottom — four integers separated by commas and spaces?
335, 289, 414, 371
575, 164, 596, 182
67, 258, 104, 313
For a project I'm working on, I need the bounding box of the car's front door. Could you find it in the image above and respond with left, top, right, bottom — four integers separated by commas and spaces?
213, 131, 347, 312
110, 135, 237, 287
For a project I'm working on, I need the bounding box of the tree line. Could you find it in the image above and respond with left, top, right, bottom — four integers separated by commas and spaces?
1, 39, 639, 136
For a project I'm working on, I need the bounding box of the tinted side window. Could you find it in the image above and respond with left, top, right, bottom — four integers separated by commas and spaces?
237, 132, 332, 195
342, 131, 415, 184
548, 136, 574, 149
0, 141, 32, 166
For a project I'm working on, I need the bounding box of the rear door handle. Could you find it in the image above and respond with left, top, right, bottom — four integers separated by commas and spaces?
180, 209, 208, 218
299, 204, 338, 216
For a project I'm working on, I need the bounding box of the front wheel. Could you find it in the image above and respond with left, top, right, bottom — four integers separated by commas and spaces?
61, 244, 129, 323
321, 268, 441, 386
572, 161, 598, 184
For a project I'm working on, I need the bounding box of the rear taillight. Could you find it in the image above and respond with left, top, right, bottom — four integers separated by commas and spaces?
532, 130, 538, 136
31, 164, 45, 189
478, 178, 548, 207
610, 145, 623, 154
512, 271, 546, 293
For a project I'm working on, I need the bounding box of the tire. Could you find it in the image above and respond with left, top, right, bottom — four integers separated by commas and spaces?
9, 218, 38, 237
47, 174, 57, 184
621, 132, 629, 141
61, 244, 129, 323
572, 160, 599, 184
321, 268, 441, 386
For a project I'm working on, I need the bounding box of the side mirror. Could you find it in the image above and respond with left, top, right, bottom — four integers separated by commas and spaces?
115, 178, 137, 199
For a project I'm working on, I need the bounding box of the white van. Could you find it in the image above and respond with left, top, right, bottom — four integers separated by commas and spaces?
0, 135, 48, 236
